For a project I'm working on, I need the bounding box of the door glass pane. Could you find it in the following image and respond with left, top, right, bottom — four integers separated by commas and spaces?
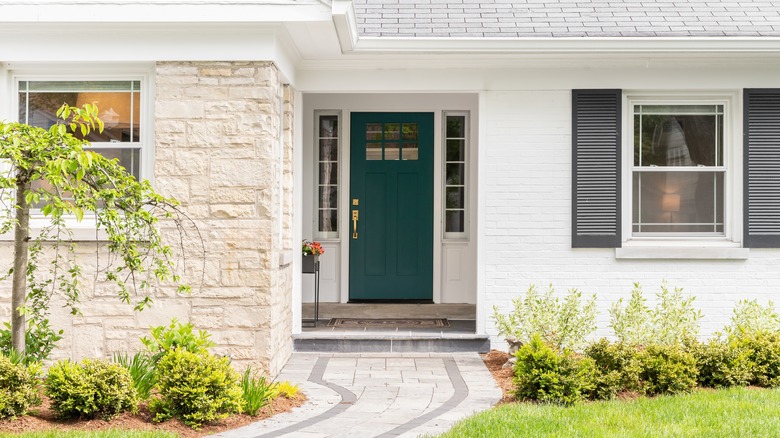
446, 116, 465, 138
366, 142, 382, 160
446, 187, 465, 209
402, 123, 418, 141
446, 139, 465, 161
446, 163, 464, 185
319, 115, 338, 138
319, 163, 338, 184
319, 186, 338, 209
446, 210, 465, 233
384, 123, 400, 140
385, 144, 400, 160
320, 138, 338, 161
402, 142, 418, 160
632, 171, 724, 233
366, 123, 382, 141
318, 209, 338, 232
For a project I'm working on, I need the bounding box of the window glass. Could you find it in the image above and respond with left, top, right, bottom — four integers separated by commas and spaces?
632, 104, 725, 236
317, 114, 339, 236
444, 114, 467, 236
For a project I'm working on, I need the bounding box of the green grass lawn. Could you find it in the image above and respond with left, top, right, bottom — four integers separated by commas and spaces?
437, 387, 780, 438
0, 431, 176, 438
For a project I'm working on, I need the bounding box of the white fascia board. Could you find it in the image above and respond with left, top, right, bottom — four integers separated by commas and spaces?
0, 2, 331, 23
351, 36, 780, 54
331, 0, 357, 52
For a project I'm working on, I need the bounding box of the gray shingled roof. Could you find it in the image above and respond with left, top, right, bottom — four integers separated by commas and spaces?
353, 0, 780, 37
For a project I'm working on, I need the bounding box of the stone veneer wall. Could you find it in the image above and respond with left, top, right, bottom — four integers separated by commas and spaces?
0, 61, 294, 376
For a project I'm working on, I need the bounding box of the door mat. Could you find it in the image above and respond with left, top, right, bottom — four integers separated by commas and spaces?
327, 318, 451, 328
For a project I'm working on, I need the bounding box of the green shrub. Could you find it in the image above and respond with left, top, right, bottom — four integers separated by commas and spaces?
45, 359, 138, 420
114, 352, 156, 400
0, 319, 63, 365
695, 338, 753, 388
513, 335, 596, 405
493, 284, 597, 350
638, 344, 698, 396
240, 368, 275, 416
150, 349, 243, 428
0, 353, 41, 419
140, 319, 216, 364
734, 331, 780, 388
585, 339, 642, 399
724, 300, 780, 338
610, 282, 702, 346
271, 381, 301, 399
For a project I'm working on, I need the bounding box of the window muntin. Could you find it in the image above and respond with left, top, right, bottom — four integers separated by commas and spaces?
632, 104, 725, 235
316, 113, 339, 238
365, 122, 418, 161
18, 80, 142, 180
444, 113, 467, 238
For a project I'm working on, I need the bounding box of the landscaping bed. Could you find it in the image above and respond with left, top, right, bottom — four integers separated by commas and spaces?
0, 391, 305, 437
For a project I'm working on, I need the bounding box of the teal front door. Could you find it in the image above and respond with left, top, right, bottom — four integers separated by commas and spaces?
349, 112, 434, 301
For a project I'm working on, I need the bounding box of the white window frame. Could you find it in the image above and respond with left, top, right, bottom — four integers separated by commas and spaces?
620, 91, 745, 256
443, 110, 469, 240
3, 66, 155, 241
313, 110, 341, 241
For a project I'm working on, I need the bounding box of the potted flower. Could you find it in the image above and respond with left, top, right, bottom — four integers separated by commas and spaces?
302, 239, 325, 273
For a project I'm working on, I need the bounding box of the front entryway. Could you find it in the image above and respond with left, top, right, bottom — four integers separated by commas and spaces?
348, 112, 434, 300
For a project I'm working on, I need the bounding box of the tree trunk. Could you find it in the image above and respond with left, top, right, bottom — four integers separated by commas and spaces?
11, 176, 30, 354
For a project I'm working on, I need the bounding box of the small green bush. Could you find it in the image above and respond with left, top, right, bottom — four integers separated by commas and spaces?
493, 284, 597, 350
695, 338, 753, 388
734, 331, 780, 388
513, 335, 595, 405
240, 368, 275, 416
150, 349, 243, 428
0, 353, 41, 419
638, 344, 698, 396
0, 319, 63, 365
45, 359, 138, 420
724, 300, 780, 338
140, 319, 216, 364
610, 282, 702, 347
585, 339, 642, 399
114, 352, 156, 400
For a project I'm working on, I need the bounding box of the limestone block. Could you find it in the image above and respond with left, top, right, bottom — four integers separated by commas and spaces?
222, 307, 262, 328
155, 177, 190, 204
157, 65, 199, 76
157, 101, 204, 119
210, 159, 264, 188
71, 325, 105, 358
135, 301, 191, 327
174, 150, 209, 175
215, 329, 255, 346
209, 188, 256, 204
210, 204, 257, 219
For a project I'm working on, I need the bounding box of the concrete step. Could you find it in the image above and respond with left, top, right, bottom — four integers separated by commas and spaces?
293, 334, 490, 353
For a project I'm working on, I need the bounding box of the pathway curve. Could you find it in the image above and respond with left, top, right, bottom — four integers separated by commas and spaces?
211, 352, 501, 438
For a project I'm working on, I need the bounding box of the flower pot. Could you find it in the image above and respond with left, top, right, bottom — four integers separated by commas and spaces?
302, 254, 319, 273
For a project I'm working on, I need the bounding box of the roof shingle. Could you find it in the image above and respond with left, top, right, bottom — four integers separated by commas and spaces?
353, 0, 780, 37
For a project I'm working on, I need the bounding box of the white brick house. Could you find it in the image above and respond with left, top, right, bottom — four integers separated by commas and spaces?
2, 0, 780, 374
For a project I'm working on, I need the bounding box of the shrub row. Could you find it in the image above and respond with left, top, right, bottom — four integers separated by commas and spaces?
514, 331, 780, 405
0, 319, 299, 428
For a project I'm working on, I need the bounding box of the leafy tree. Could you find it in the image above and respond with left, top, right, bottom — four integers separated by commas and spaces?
0, 104, 199, 355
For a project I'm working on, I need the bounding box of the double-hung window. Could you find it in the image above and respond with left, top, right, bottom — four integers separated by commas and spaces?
18, 80, 144, 181
631, 103, 725, 236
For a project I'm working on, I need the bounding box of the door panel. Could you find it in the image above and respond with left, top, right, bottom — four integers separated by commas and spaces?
349, 112, 433, 300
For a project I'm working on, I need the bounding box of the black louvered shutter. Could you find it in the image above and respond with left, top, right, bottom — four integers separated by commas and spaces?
572, 90, 622, 248
744, 89, 780, 248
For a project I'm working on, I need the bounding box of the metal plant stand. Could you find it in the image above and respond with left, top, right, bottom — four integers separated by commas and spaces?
302, 255, 320, 327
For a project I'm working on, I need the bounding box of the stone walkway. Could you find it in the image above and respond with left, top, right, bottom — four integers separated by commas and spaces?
211, 353, 501, 438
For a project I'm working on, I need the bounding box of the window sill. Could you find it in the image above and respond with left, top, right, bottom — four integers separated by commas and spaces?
0, 219, 109, 242
615, 243, 749, 260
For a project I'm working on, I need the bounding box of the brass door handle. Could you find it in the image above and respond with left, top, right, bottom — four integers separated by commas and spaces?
352, 210, 359, 239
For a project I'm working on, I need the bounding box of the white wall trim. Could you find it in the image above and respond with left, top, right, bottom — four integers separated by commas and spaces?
293, 89, 304, 334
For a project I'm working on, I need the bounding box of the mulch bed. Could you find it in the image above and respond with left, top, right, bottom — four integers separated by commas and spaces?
480, 349, 517, 405
0, 392, 306, 437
